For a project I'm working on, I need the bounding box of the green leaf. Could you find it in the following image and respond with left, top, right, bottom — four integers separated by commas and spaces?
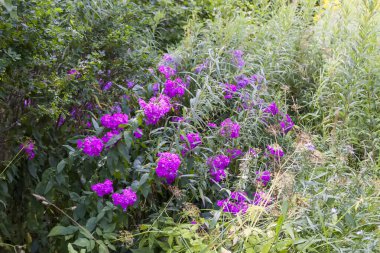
139, 173, 149, 186
48, 225, 78, 237
98, 242, 109, 253
73, 238, 90, 248
57, 160, 66, 173
86, 217, 97, 232
68, 243, 78, 253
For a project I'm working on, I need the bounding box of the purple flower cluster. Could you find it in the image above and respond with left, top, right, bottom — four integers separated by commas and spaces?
77, 136, 104, 157
139, 94, 171, 125
226, 148, 243, 159
232, 50, 245, 69
180, 133, 202, 156
21, 141, 35, 160
280, 114, 294, 134
220, 118, 240, 138
133, 128, 143, 139
217, 191, 249, 215
101, 113, 129, 129
162, 54, 174, 63
164, 78, 186, 98
264, 102, 279, 116
256, 171, 271, 186
155, 152, 181, 184
223, 83, 237, 99
102, 81, 113, 91
112, 188, 137, 211
267, 144, 284, 157
158, 65, 176, 79
208, 154, 230, 182
91, 179, 113, 197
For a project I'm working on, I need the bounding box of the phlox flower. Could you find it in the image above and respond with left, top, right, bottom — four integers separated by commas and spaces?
91, 179, 113, 197
100, 113, 129, 129
256, 171, 271, 186
20, 141, 35, 160
133, 128, 143, 139
279, 114, 294, 134
77, 136, 104, 157
139, 94, 171, 125
112, 188, 137, 211
155, 152, 181, 184
220, 118, 240, 138
164, 78, 186, 98
158, 65, 176, 79
264, 102, 279, 116
267, 144, 284, 157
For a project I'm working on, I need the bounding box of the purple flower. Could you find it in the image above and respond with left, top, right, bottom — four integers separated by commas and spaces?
100, 113, 129, 129
171, 116, 184, 123
152, 83, 160, 96
195, 60, 209, 73
162, 53, 174, 63
251, 74, 265, 84
279, 114, 294, 134
253, 191, 272, 206
133, 128, 143, 139
20, 141, 35, 160
190, 220, 197, 225
180, 133, 202, 156
264, 102, 279, 116
235, 75, 251, 89
91, 179, 113, 197
208, 155, 230, 182
223, 83, 237, 99
226, 148, 243, 159
24, 98, 31, 107
67, 69, 81, 78
220, 118, 240, 138
305, 143, 315, 151
126, 80, 135, 89
112, 188, 137, 211
102, 81, 113, 91
155, 152, 181, 184
217, 191, 249, 215
158, 65, 176, 79
247, 148, 259, 157
57, 115, 65, 127
207, 122, 217, 128
267, 144, 284, 157
77, 136, 104, 157
232, 50, 245, 69
101, 130, 120, 145
256, 171, 271, 186
139, 94, 171, 125
163, 78, 186, 98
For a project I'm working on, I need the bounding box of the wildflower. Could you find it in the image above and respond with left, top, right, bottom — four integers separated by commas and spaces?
180, 133, 202, 156
256, 171, 271, 186
223, 83, 237, 99
279, 114, 294, 134
267, 144, 284, 157
101, 130, 120, 145
217, 191, 249, 215
305, 143, 316, 151
247, 148, 259, 157
207, 122, 217, 128
252, 191, 272, 206
195, 60, 209, 73
139, 94, 171, 125
226, 148, 243, 159
91, 179, 113, 197
100, 113, 129, 129
235, 75, 251, 89
162, 53, 174, 63
21, 141, 35, 160
112, 188, 137, 211
264, 102, 279, 115
133, 128, 143, 139
232, 50, 245, 69
57, 115, 65, 127
163, 78, 186, 98
126, 80, 135, 89
171, 116, 184, 123
77, 136, 104, 157
208, 155, 230, 182
158, 65, 176, 79
191, 220, 197, 225
155, 152, 181, 184
67, 69, 79, 75
220, 118, 240, 138
251, 74, 265, 84
103, 81, 113, 91
24, 98, 31, 107
152, 83, 160, 95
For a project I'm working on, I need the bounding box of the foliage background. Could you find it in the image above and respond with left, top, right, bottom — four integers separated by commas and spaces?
0, 0, 379, 252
